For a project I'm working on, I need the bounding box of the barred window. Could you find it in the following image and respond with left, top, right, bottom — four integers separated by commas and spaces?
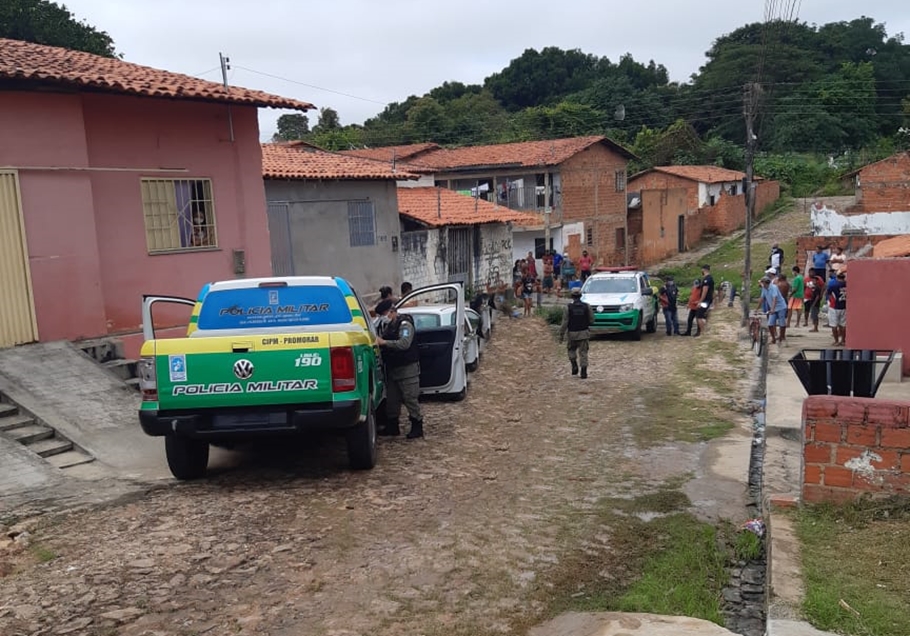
141, 178, 217, 253
615, 169, 627, 192
348, 201, 376, 247
586, 228, 593, 246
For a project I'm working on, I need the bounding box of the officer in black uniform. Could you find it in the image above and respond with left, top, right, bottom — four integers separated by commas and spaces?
374, 299, 423, 439
558, 288, 595, 378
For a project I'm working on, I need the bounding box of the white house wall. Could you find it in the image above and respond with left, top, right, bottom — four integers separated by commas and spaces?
810, 204, 910, 236
477, 223, 513, 290
397, 175, 436, 188
512, 228, 566, 277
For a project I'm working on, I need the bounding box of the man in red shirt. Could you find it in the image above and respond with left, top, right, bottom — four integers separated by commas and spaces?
578, 250, 594, 282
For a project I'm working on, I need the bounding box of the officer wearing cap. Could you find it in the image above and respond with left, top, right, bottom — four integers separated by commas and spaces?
558, 287, 594, 378
374, 299, 423, 439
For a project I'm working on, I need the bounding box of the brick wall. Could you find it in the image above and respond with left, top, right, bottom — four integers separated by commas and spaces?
855, 152, 910, 213
560, 144, 629, 268
628, 172, 700, 211
794, 234, 899, 274
802, 395, 910, 504
639, 188, 690, 266
701, 180, 781, 234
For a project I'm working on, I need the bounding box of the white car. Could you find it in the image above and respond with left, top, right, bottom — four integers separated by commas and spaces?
392, 284, 469, 400
580, 269, 658, 340
397, 304, 483, 372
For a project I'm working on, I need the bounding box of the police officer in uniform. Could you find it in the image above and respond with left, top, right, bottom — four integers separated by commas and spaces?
558, 288, 594, 379
374, 299, 423, 439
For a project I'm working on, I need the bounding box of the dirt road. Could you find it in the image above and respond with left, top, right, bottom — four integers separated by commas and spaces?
0, 307, 756, 636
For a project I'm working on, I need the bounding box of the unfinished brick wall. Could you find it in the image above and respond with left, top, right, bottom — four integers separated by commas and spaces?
802, 395, 910, 504
701, 180, 781, 234
560, 144, 629, 267
627, 172, 700, 211
854, 152, 910, 213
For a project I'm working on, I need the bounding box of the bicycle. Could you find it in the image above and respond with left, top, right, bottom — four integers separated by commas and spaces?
749, 311, 768, 357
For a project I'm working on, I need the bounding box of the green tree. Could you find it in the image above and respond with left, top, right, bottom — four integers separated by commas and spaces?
0, 0, 117, 56
312, 107, 341, 134
484, 47, 601, 111
271, 113, 310, 142
404, 97, 450, 143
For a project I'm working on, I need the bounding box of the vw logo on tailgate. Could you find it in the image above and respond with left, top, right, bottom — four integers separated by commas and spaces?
233, 359, 254, 380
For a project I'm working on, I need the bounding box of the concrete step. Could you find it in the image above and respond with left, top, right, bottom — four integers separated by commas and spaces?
28, 437, 74, 458
6, 423, 54, 444
46, 449, 95, 469
76, 337, 125, 364
0, 414, 37, 432
103, 358, 138, 381
0, 402, 18, 418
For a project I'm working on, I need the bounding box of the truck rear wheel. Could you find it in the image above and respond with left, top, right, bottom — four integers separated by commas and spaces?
347, 400, 377, 470
165, 436, 209, 480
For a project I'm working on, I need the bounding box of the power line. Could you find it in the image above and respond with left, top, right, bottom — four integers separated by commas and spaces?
233, 64, 388, 106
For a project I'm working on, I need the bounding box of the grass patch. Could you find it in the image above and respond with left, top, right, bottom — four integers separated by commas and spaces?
545, 502, 728, 626
30, 544, 57, 563
638, 385, 734, 446
535, 305, 564, 326
797, 498, 910, 636
734, 530, 763, 561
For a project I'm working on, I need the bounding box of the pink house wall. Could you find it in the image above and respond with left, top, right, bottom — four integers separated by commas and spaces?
0, 90, 272, 347
845, 258, 910, 376
0, 93, 108, 340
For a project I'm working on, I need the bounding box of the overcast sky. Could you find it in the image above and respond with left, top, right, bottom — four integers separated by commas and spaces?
62, 0, 910, 141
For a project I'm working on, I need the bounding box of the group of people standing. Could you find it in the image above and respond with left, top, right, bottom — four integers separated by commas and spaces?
667, 264, 715, 338
512, 249, 595, 316
757, 243, 848, 347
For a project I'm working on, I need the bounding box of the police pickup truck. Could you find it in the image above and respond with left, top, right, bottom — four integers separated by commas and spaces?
580, 268, 659, 340
137, 276, 384, 480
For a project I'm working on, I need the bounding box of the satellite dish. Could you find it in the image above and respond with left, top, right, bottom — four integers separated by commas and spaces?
614, 104, 626, 121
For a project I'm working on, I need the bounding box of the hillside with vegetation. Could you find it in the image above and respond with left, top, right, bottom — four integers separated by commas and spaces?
276, 17, 910, 196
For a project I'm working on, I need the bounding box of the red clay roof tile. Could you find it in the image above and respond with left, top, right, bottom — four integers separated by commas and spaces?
399, 136, 634, 172
0, 38, 313, 111
261, 143, 419, 180
632, 165, 761, 184
341, 143, 441, 164
398, 187, 539, 227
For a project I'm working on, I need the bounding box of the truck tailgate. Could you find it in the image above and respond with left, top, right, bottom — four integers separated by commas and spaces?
153, 333, 334, 410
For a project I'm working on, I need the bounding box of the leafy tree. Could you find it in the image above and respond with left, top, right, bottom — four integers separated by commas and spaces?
484, 47, 601, 111
271, 113, 310, 142
0, 0, 117, 56
312, 107, 341, 134
404, 97, 449, 143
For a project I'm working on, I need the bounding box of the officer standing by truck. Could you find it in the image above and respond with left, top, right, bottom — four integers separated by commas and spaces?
374, 299, 424, 439
558, 288, 594, 379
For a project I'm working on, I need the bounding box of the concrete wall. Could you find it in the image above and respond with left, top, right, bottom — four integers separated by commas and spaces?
400, 228, 443, 290
400, 223, 513, 293
844, 258, 910, 377
0, 91, 271, 341
639, 188, 689, 266
856, 152, 910, 213
802, 395, 910, 503
264, 179, 402, 299
810, 204, 910, 236
559, 144, 629, 268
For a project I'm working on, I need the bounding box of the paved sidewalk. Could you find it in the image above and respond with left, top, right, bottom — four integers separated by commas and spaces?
762, 323, 909, 635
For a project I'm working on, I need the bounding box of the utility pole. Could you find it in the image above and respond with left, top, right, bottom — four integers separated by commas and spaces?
219, 52, 235, 142
741, 82, 761, 326
544, 172, 551, 255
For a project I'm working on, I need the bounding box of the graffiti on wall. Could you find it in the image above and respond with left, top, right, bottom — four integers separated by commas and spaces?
482, 234, 513, 290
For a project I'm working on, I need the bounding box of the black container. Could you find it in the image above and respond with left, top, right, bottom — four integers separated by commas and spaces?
789, 349, 895, 398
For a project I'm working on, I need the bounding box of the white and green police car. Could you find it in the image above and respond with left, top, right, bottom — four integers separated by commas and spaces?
580, 268, 659, 340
